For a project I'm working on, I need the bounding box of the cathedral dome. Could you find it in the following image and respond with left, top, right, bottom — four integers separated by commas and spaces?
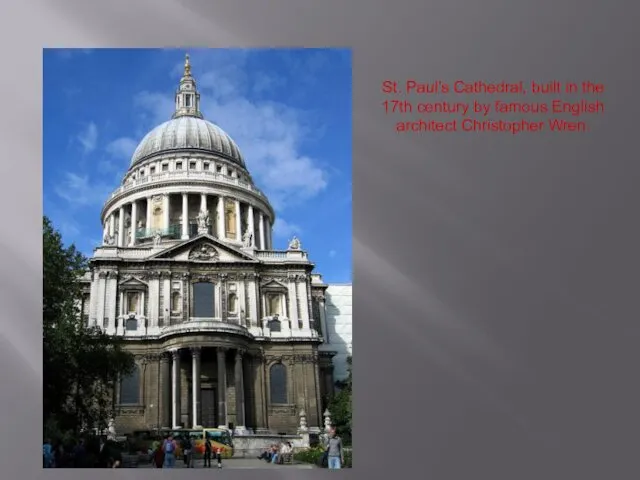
130, 116, 245, 168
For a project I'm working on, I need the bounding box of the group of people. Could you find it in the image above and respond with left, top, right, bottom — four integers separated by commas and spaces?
257, 428, 345, 470
151, 434, 223, 468
43, 437, 123, 468
257, 441, 293, 464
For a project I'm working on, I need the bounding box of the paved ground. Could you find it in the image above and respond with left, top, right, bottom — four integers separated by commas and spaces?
139, 458, 316, 469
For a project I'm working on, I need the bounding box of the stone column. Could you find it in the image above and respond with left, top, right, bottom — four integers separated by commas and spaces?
235, 200, 242, 242
319, 297, 329, 341
234, 350, 245, 428
298, 276, 311, 330
248, 274, 259, 327
106, 275, 118, 333
146, 197, 152, 230
163, 194, 170, 231
148, 274, 159, 328
266, 217, 272, 249
96, 272, 106, 329
162, 274, 171, 327
247, 205, 255, 246
109, 214, 115, 236
160, 353, 171, 428
288, 277, 299, 332
217, 347, 227, 428
200, 193, 207, 212
217, 196, 225, 239
181, 193, 189, 239
258, 212, 265, 250
191, 348, 202, 428
171, 350, 182, 428
89, 271, 99, 325
117, 207, 125, 247
129, 201, 137, 246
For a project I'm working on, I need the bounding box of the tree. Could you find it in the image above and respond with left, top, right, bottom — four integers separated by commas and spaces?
43, 216, 135, 437
328, 356, 352, 444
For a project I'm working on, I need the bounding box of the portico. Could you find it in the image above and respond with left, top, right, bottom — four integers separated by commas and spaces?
160, 344, 248, 430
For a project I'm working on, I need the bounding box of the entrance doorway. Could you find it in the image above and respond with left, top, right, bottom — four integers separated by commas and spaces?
201, 387, 216, 427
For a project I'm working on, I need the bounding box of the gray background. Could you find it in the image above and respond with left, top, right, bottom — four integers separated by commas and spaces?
0, 0, 638, 478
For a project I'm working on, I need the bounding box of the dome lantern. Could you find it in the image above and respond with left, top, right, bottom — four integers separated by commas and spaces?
172, 53, 203, 120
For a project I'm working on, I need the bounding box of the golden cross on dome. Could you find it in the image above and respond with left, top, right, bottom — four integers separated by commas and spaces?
184, 53, 191, 76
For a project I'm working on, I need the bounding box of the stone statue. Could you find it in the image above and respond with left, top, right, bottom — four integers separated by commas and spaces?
107, 418, 117, 441
189, 243, 219, 261
288, 236, 301, 250
153, 231, 162, 246
299, 409, 308, 432
103, 233, 115, 246
242, 228, 253, 247
197, 209, 210, 228
197, 209, 210, 234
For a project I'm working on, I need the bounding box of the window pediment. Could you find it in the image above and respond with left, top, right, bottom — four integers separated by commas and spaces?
118, 276, 147, 290
261, 279, 288, 292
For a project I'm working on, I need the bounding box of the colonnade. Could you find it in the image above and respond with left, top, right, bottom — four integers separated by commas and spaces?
159, 346, 245, 429
103, 193, 272, 249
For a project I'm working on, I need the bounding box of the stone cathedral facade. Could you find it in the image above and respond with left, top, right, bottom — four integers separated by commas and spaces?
78, 55, 338, 435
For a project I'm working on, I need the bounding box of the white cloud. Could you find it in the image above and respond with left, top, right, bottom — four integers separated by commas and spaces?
106, 137, 138, 160
273, 218, 301, 239
76, 122, 98, 153
54, 172, 113, 207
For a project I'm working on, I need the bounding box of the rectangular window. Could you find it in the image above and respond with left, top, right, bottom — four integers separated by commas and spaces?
193, 282, 215, 318
203, 162, 210, 170
162, 163, 169, 172
190, 161, 197, 170
185, 95, 192, 107
176, 162, 183, 170
150, 166, 156, 174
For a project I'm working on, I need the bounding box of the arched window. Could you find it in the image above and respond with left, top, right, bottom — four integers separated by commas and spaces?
120, 364, 140, 404
269, 363, 287, 404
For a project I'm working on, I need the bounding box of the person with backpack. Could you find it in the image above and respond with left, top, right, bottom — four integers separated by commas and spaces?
203, 436, 213, 467
163, 435, 177, 468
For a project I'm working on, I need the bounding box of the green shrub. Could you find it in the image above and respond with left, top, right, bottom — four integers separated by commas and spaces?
294, 446, 325, 465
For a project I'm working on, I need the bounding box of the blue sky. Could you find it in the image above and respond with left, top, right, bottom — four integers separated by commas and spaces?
43, 48, 352, 283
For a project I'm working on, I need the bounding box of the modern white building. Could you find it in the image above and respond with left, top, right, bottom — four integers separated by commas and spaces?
78, 55, 352, 435
321, 285, 353, 383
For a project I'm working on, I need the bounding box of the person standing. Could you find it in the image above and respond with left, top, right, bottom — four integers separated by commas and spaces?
203, 437, 212, 468
43, 439, 54, 468
326, 428, 344, 470
163, 435, 177, 468
215, 445, 223, 469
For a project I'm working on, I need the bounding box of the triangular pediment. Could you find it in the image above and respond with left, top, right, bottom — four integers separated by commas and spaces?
261, 279, 288, 290
118, 276, 147, 287
148, 234, 258, 263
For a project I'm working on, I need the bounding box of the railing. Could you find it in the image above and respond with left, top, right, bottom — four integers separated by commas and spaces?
107, 170, 268, 201
254, 250, 309, 260
135, 224, 181, 239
